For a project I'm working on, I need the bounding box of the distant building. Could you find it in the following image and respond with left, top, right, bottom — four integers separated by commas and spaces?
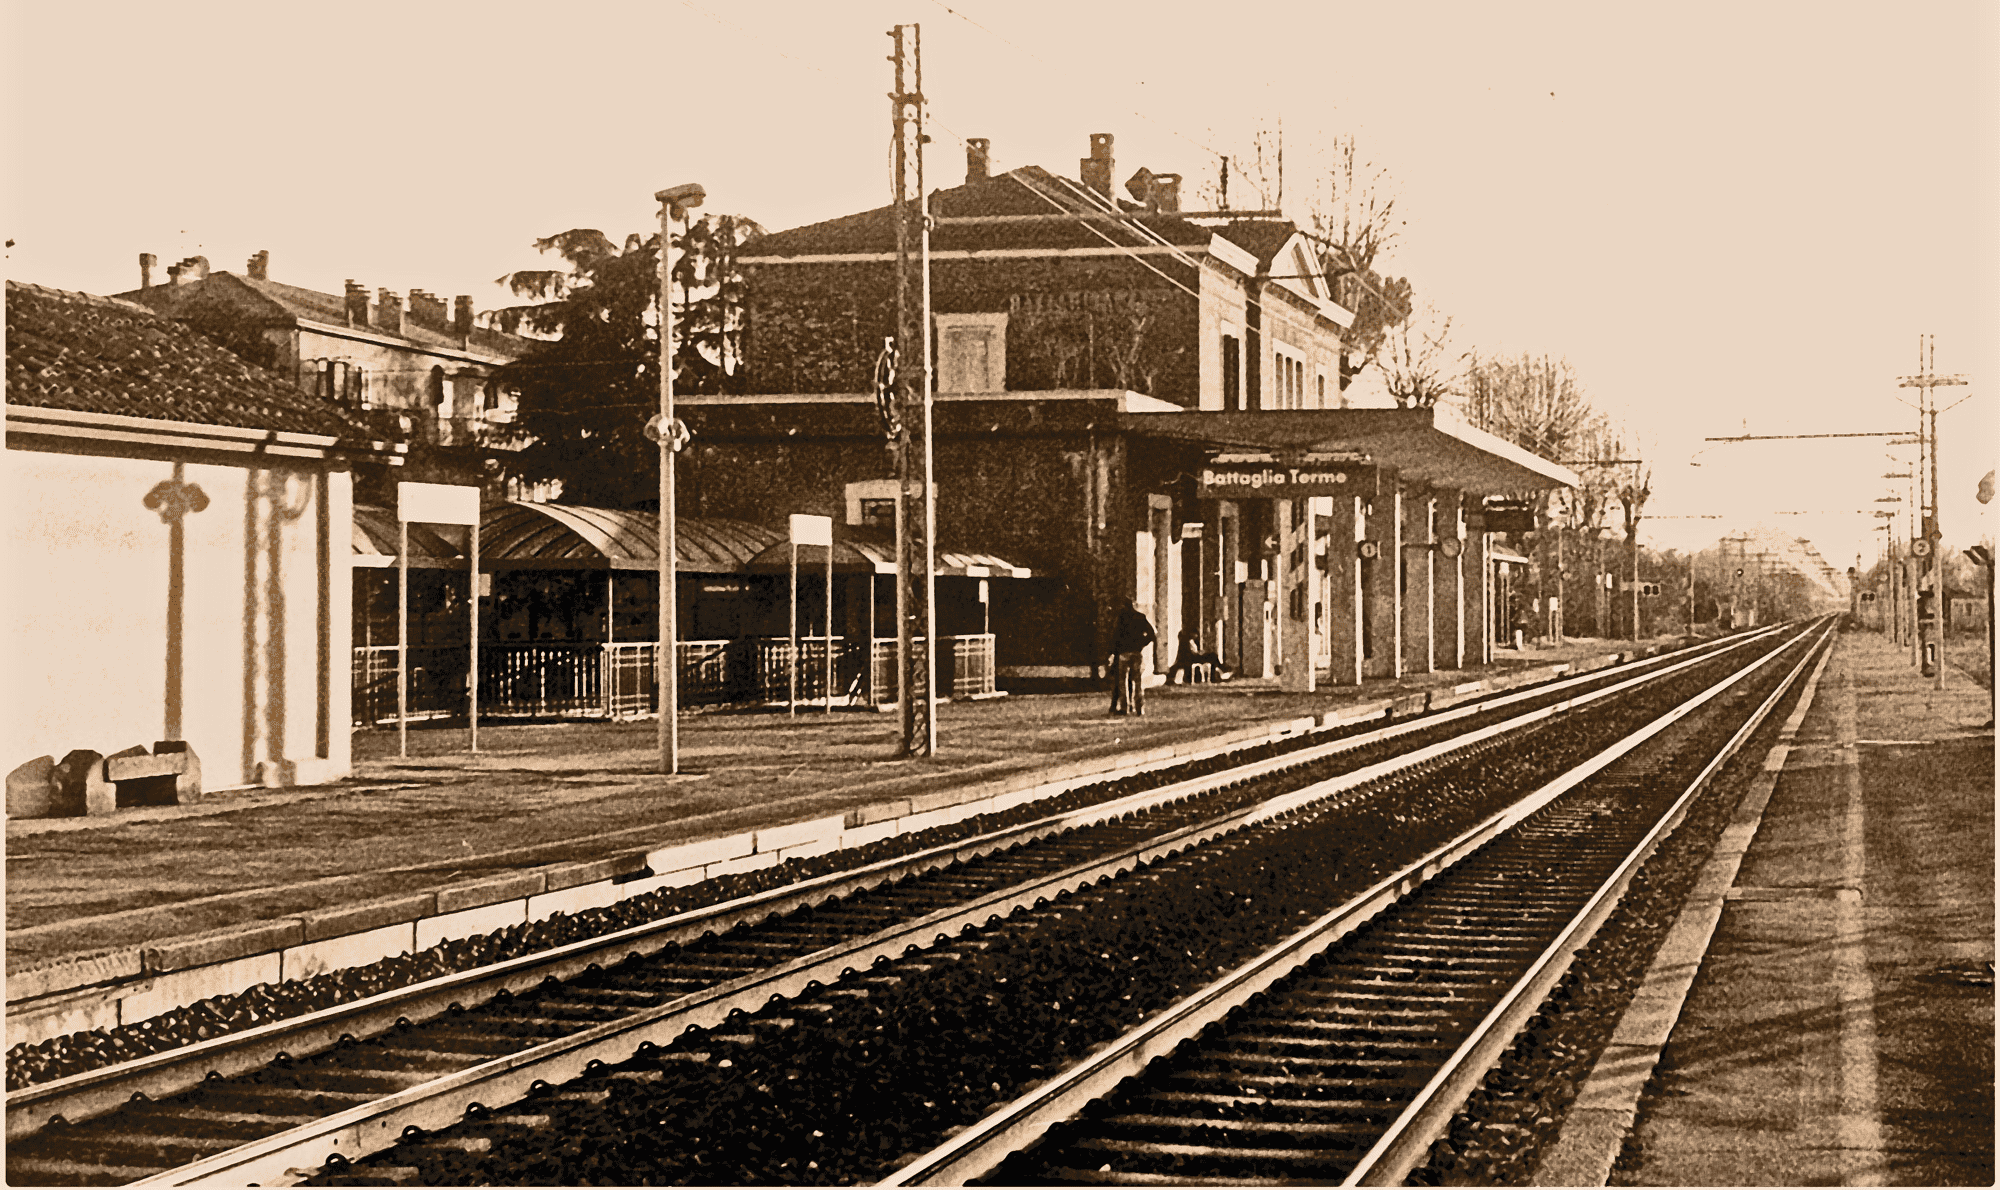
6, 281, 400, 806
116, 252, 530, 458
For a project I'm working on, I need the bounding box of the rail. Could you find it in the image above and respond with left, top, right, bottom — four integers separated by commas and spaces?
11, 630, 1795, 1185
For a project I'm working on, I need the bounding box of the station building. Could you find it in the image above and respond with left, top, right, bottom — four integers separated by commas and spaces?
677, 134, 1576, 691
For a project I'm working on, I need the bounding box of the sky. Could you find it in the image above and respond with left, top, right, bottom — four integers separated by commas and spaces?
6, 0, 1994, 571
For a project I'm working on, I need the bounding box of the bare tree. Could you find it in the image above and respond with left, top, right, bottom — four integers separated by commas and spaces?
1379, 303, 1463, 409
1459, 352, 1601, 459
1196, 126, 1413, 393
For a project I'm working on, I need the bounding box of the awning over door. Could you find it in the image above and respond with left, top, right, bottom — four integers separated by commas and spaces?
743, 527, 1032, 578
1123, 406, 1577, 496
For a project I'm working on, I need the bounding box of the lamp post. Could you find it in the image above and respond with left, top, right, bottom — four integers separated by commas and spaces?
655, 182, 705, 774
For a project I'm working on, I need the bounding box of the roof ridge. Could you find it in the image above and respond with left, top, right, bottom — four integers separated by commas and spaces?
7, 279, 159, 316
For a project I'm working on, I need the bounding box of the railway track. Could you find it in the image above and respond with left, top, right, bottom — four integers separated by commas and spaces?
898, 620, 1832, 1185
3, 627, 1812, 1186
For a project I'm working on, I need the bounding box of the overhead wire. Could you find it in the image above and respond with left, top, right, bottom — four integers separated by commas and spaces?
920, 0, 1277, 209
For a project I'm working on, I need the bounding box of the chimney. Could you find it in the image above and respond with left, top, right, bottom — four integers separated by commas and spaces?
139, 253, 156, 290
1126, 168, 1182, 214
1079, 132, 1115, 199
966, 137, 990, 184
408, 289, 448, 328
344, 281, 368, 327
453, 295, 475, 343
246, 250, 269, 280
377, 288, 404, 335
173, 255, 210, 284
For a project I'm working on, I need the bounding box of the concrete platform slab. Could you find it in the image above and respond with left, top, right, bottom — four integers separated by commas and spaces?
1544, 631, 1994, 1187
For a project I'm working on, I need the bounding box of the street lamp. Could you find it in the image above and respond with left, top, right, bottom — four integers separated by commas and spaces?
655, 182, 704, 774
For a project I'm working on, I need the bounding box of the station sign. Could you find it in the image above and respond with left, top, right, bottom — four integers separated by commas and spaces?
1198, 462, 1371, 500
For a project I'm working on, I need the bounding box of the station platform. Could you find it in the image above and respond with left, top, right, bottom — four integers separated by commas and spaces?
6, 636, 1667, 1035
1540, 629, 1994, 1186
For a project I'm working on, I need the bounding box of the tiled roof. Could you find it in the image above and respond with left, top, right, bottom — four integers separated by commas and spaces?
6, 281, 379, 439
742, 166, 1217, 258
117, 273, 531, 359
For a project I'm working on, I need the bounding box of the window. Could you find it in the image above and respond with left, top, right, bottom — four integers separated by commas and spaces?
859, 498, 896, 526
1222, 333, 1241, 411
309, 359, 368, 407
935, 313, 1007, 393
845, 479, 900, 526
1273, 348, 1307, 409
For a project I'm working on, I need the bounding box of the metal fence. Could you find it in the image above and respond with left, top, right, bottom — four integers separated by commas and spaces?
352, 645, 469, 725
352, 634, 997, 725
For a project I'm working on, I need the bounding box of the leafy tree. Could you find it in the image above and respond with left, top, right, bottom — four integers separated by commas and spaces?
489, 215, 763, 507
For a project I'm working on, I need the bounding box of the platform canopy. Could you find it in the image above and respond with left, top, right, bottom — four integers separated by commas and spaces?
478, 503, 779, 572
1124, 406, 1578, 496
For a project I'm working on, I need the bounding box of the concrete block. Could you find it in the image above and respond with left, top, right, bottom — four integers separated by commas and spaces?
841, 819, 904, 850
415, 900, 527, 951
49, 749, 112, 817
7, 948, 144, 1004
777, 836, 843, 863
754, 814, 847, 855
105, 751, 185, 781
435, 871, 545, 915
898, 806, 961, 836
108, 742, 197, 807
8, 989, 122, 1048
543, 852, 648, 893
154, 739, 203, 803
645, 832, 754, 875
907, 787, 972, 815
123, 952, 281, 1026
301, 892, 434, 943
1327, 700, 1393, 726
704, 851, 781, 880
650, 865, 712, 890
843, 800, 911, 829
282, 922, 414, 982
5, 754, 59, 819
143, 919, 305, 975
529, 879, 627, 921
990, 787, 1044, 814
1036, 760, 1086, 786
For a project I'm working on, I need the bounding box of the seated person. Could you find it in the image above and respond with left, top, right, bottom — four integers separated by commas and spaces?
1167, 629, 1226, 683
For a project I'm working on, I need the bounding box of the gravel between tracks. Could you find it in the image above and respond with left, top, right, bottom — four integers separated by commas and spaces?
313, 661, 1736, 1186
1407, 650, 1811, 1185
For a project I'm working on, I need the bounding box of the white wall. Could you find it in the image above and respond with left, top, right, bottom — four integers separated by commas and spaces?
6, 447, 350, 791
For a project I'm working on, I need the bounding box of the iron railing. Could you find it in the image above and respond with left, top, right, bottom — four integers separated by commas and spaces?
351, 634, 998, 725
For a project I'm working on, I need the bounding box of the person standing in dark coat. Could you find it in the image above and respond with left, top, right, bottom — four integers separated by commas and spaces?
1108, 599, 1157, 715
